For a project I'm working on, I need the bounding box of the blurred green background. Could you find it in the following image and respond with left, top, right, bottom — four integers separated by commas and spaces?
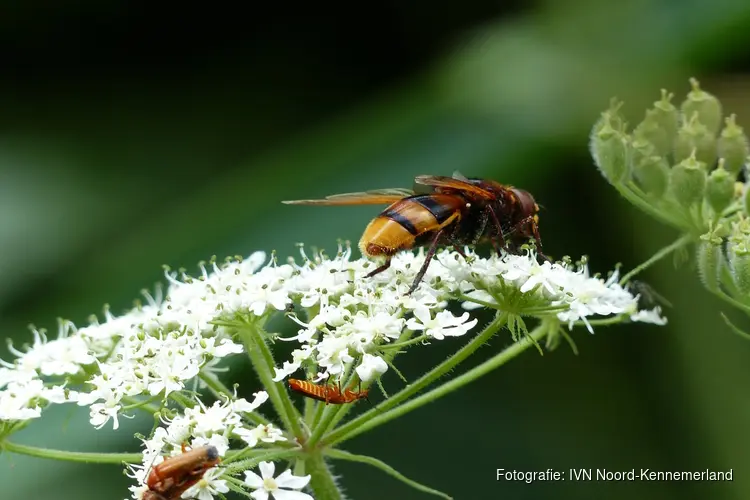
2, 1, 750, 499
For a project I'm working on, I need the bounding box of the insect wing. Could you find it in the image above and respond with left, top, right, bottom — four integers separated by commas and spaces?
451, 170, 470, 181
413, 175, 496, 199
282, 188, 414, 206
152, 450, 198, 478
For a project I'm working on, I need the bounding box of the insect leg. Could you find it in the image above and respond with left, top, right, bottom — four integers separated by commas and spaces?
407, 229, 444, 296
486, 206, 511, 254
449, 240, 468, 259
512, 216, 550, 262
365, 258, 391, 278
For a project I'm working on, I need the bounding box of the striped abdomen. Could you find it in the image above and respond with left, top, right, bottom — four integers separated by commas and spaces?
288, 379, 368, 404
359, 194, 465, 258
288, 379, 332, 402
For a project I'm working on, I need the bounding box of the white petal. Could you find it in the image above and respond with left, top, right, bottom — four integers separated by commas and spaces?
271, 490, 314, 500
244, 470, 264, 489
258, 461, 276, 479
251, 490, 270, 500
274, 470, 311, 489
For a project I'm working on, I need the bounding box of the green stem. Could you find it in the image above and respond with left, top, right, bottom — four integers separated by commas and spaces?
306, 367, 358, 447
169, 391, 196, 409
457, 294, 501, 310
325, 448, 453, 500
221, 449, 303, 474
120, 395, 162, 414
198, 372, 270, 426
312, 326, 418, 444
2, 441, 141, 464
327, 323, 547, 447
720, 312, 750, 340
323, 312, 508, 446
709, 287, 750, 315
306, 452, 343, 500
377, 334, 431, 351
303, 396, 315, 427
310, 397, 327, 430
614, 182, 687, 230
307, 401, 346, 448
237, 321, 303, 438
619, 233, 693, 285
574, 315, 629, 327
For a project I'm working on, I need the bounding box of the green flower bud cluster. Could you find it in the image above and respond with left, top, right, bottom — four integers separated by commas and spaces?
592, 79, 748, 233
592, 79, 750, 323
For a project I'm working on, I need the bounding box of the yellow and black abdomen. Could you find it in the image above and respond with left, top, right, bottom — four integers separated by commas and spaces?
359, 194, 464, 257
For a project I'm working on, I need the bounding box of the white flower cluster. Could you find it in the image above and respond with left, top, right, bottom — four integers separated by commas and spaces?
461, 254, 668, 332
0, 243, 665, 426
273, 246, 666, 383
126, 391, 294, 500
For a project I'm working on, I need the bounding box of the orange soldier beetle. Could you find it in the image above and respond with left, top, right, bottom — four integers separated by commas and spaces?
287, 378, 369, 405
142, 444, 220, 500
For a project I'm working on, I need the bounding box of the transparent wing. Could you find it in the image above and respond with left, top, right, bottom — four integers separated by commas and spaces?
413, 175, 495, 199
282, 188, 414, 206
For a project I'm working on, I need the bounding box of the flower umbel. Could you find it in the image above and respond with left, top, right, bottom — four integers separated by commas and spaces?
0, 242, 664, 500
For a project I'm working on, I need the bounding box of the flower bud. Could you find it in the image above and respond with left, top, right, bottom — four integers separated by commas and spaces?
631, 140, 669, 198
717, 114, 749, 176
673, 112, 717, 166
706, 159, 735, 214
729, 239, 750, 297
735, 181, 745, 200
590, 100, 630, 184
670, 151, 707, 208
681, 77, 722, 135
697, 231, 723, 292
633, 89, 678, 157
730, 218, 750, 243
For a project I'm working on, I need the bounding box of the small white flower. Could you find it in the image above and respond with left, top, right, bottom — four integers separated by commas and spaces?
630, 307, 668, 325
90, 399, 122, 429
356, 354, 388, 382
460, 289, 495, 310
232, 391, 270, 413
315, 336, 355, 376
350, 311, 405, 344
272, 346, 314, 382
244, 461, 312, 500
235, 423, 286, 447
202, 337, 244, 358
0, 379, 47, 420
181, 466, 229, 500
188, 399, 240, 435
406, 306, 478, 340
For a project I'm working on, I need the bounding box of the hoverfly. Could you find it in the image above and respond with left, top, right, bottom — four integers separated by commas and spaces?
142, 445, 220, 500
283, 172, 544, 294
288, 378, 369, 405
